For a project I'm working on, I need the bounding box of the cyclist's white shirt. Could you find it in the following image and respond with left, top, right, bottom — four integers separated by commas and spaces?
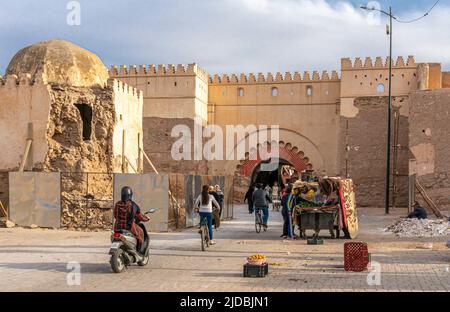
195, 194, 219, 213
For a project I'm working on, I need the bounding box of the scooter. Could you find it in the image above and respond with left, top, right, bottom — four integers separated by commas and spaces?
109, 208, 156, 273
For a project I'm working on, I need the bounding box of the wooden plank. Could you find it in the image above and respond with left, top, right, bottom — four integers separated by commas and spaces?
0, 200, 7, 218
124, 156, 137, 173
121, 129, 126, 173
141, 148, 159, 174
415, 183, 438, 216
18, 139, 32, 172
415, 182, 438, 215
26, 122, 33, 170
415, 179, 444, 218
137, 133, 142, 173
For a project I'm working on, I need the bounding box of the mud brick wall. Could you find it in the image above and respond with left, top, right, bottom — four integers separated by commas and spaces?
339, 96, 409, 207
409, 89, 450, 211
232, 175, 251, 204
143, 117, 208, 175
168, 173, 186, 229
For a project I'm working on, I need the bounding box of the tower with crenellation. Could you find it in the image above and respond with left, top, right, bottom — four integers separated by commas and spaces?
109, 63, 209, 174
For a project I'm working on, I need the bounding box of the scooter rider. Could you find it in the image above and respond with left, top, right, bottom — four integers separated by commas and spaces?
113, 186, 149, 252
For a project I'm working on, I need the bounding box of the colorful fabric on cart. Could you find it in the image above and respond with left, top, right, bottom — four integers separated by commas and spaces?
338, 179, 359, 239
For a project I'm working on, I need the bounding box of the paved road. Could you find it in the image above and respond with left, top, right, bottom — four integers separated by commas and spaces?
0, 205, 449, 291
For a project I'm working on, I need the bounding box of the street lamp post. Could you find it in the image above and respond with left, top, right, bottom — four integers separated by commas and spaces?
361, 5, 394, 214
386, 7, 393, 215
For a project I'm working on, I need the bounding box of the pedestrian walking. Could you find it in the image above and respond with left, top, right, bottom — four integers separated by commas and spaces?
244, 183, 256, 214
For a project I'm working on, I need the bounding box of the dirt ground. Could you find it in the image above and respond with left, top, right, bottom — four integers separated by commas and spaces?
0, 205, 449, 292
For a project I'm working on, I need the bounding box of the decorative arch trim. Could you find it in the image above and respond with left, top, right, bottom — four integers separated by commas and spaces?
235, 141, 312, 177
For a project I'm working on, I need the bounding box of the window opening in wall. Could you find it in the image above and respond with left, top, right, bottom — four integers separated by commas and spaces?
306, 86, 313, 97
377, 83, 385, 93
174, 81, 177, 87
75, 104, 93, 141
238, 87, 244, 97
271, 87, 278, 97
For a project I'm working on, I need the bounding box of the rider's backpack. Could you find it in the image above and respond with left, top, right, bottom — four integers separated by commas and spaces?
114, 200, 132, 230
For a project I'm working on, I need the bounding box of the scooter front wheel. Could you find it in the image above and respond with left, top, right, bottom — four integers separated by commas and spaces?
110, 249, 126, 273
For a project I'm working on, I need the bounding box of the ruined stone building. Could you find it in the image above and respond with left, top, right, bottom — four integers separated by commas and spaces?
0, 40, 143, 227
1, 39, 449, 215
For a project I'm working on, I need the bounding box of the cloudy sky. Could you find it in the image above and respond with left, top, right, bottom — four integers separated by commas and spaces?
0, 0, 449, 75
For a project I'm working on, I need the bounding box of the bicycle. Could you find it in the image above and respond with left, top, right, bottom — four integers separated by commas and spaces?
254, 208, 267, 233
199, 215, 210, 251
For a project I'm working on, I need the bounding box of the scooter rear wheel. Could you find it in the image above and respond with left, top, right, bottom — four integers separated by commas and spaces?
111, 249, 126, 273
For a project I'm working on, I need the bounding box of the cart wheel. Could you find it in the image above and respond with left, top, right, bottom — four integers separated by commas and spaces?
343, 228, 351, 239
300, 230, 306, 239
329, 229, 336, 239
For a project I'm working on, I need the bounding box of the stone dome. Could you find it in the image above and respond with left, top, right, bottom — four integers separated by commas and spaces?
6, 39, 108, 87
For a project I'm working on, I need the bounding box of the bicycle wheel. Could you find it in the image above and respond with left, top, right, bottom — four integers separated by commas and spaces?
200, 226, 206, 251
255, 212, 262, 233
205, 226, 210, 247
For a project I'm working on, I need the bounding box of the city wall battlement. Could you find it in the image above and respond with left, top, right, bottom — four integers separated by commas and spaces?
0, 73, 41, 88
208, 70, 340, 85
341, 56, 416, 70
107, 79, 143, 100
109, 63, 209, 82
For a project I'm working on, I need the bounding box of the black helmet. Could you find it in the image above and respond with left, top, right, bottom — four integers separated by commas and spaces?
121, 186, 133, 202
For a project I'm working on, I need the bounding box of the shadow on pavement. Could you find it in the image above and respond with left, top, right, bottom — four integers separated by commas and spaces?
0, 262, 111, 274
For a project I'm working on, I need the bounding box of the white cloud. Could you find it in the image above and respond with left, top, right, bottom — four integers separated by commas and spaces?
1, 0, 450, 74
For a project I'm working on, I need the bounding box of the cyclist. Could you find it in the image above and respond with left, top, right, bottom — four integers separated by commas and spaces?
252, 183, 272, 230
195, 185, 220, 245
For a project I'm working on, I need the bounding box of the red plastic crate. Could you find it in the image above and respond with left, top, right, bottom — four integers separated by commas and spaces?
344, 242, 369, 272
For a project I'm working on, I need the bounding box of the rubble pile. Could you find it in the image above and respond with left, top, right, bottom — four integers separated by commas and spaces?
385, 218, 449, 237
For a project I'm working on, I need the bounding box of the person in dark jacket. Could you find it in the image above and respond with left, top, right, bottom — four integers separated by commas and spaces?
244, 183, 256, 214
252, 183, 272, 230
281, 183, 293, 239
214, 184, 225, 218
408, 201, 428, 219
